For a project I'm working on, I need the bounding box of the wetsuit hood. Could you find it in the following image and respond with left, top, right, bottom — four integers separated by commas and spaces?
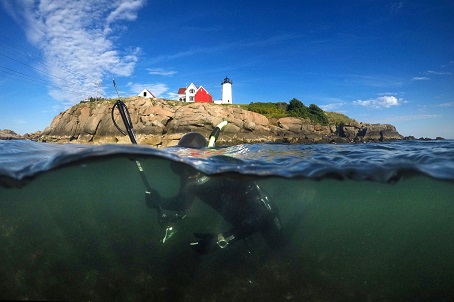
178, 132, 207, 149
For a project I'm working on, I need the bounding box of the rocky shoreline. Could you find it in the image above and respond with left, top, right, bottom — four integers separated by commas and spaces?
0, 97, 444, 146
0, 129, 41, 141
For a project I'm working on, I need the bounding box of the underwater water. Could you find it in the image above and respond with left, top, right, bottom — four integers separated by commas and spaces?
0, 140, 453, 301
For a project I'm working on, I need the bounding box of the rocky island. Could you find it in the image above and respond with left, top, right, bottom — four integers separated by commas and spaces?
27, 97, 404, 147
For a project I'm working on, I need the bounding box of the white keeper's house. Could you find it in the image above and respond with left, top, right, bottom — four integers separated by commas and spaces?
177, 83, 212, 103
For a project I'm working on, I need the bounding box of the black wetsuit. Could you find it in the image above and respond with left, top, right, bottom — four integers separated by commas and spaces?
156, 173, 283, 252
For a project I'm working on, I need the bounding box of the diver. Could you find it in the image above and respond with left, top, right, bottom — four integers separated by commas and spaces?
146, 132, 283, 254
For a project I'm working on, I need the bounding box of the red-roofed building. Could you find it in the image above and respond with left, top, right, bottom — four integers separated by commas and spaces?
194, 86, 212, 103
177, 83, 212, 103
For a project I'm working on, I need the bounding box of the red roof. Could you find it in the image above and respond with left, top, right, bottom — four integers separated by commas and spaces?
145, 89, 156, 98
177, 88, 186, 94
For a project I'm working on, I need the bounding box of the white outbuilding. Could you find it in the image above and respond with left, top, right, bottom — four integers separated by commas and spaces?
138, 89, 156, 98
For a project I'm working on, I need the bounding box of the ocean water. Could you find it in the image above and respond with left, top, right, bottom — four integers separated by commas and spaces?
0, 139, 453, 301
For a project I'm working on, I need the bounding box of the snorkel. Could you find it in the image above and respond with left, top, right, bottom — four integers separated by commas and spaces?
208, 121, 228, 147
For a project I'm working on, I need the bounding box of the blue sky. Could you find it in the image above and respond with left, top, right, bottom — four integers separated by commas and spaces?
0, 0, 453, 138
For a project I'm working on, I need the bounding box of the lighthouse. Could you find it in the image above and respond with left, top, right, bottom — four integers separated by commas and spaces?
221, 76, 232, 104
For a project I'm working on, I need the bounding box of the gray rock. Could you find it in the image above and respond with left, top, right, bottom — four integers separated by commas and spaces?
0, 129, 21, 140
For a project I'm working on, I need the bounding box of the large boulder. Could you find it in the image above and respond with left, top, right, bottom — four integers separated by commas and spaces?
0, 129, 21, 140
37, 97, 404, 146
357, 123, 403, 142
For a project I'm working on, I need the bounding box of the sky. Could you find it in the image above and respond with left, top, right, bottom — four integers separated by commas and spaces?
0, 0, 453, 139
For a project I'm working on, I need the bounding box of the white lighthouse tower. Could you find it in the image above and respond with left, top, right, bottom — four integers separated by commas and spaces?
221, 76, 232, 104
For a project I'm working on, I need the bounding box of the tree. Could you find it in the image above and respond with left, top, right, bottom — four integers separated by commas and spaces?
308, 104, 329, 125
287, 98, 309, 118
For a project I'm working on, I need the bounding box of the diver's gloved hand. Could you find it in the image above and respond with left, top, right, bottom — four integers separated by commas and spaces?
190, 233, 218, 254
145, 190, 161, 209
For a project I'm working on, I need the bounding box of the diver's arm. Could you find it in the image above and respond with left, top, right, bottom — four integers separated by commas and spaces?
146, 177, 196, 212
146, 188, 194, 212
223, 212, 267, 242
159, 191, 194, 211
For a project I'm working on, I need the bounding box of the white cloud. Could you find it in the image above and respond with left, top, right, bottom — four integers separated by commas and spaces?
319, 103, 346, 111
7, 0, 145, 105
437, 102, 454, 107
127, 82, 170, 98
106, 0, 144, 24
147, 68, 178, 76
166, 92, 179, 100
105, 0, 145, 34
129, 82, 178, 100
353, 96, 402, 108
412, 76, 430, 81
390, 1, 403, 14
426, 70, 452, 76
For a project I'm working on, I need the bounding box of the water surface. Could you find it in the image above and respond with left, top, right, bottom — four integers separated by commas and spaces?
1, 140, 453, 301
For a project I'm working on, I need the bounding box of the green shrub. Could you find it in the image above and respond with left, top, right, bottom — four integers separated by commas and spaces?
246, 98, 340, 125
325, 112, 356, 125
247, 102, 287, 116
